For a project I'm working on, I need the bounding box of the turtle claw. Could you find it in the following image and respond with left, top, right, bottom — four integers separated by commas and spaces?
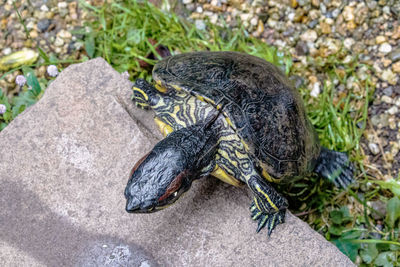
250, 199, 286, 236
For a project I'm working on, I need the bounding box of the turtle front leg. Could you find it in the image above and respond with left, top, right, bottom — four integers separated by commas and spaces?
247, 176, 288, 235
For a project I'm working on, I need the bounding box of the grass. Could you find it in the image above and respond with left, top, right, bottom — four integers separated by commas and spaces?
1, 0, 399, 264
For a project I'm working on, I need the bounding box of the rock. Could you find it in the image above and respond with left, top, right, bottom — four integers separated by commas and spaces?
368, 143, 380, 155
310, 81, 321, 98
354, 6, 368, 25
195, 20, 206, 31
392, 61, 400, 73
311, 0, 320, 7
388, 49, 400, 62
375, 35, 387, 44
379, 43, 392, 54
383, 86, 393, 96
300, 29, 318, 42
295, 41, 309, 55
381, 69, 398, 85
386, 106, 398, 115
0, 59, 354, 266
343, 38, 355, 50
320, 21, 331, 34
342, 6, 355, 21
54, 37, 64, 47
367, 200, 386, 220
381, 95, 393, 104
57, 29, 72, 39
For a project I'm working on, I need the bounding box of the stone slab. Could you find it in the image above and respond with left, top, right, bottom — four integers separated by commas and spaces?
0, 58, 354, 266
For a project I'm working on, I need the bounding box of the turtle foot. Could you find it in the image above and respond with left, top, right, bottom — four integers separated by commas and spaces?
250, 199, 286, 236
315, 147, 355, 189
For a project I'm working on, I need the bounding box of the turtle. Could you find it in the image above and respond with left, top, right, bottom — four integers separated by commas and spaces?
124, 51, 354, 235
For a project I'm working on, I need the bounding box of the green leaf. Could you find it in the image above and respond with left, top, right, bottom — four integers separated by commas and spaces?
22, 67, 41, 96
328, 225, 345, 236
330, 210, 343, 224
332, 239, 360, 262
374, 251, 396, 267
340, 230, 362, 240
385, 197, 400, 228
0, 122, 7, 130
339, 206, 353, 223
360, 243, 378, 264
85, 34, 95, 58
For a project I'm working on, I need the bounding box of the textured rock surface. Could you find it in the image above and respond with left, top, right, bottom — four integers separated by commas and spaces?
0, 58, 354, 266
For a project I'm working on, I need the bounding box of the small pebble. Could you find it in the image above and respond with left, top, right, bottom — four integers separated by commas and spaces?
386, 106, 398, 115
368, 143, 380, 155
310, 82, 321, 98
383, 87, 393, 96
2, 47, 12, 56
342, 6, 355, 21
392, 61, 400, 73
375, 35, 386, 44
295, 41, 309, 55
379, 43, 392, 54
54, 37, 64, 47
343, 38, 355, 50
37, 19, 51, 32
195, 20, 206, 31
388, 49, 400, 62
300, 30, 318, 42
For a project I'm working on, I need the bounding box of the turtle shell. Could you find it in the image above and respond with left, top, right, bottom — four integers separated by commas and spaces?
153, 51, 320, 180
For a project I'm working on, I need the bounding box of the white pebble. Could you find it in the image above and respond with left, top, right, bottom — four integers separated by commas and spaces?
58, 2, 68, 9
54, 37, 64, 47
310, 82, 321, 98
250, 17, 258, 26
40, 4, 49, 12
386, 106, 398, 115
368, 143, 380, 155
381, 95, 393, 104
300, 30, 318, 42
379, 43, 392, 54
343, 38, 355, 50
2, 47, 12, 55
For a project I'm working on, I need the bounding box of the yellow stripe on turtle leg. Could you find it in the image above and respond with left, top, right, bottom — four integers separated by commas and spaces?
255, 187, 279, 211
211, 164, 243, 187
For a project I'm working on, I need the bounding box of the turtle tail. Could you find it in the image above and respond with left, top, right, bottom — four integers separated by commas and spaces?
314, 147, 354, 189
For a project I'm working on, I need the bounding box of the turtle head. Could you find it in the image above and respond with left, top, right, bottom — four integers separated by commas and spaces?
125, 121, 219, 213
124, 142, 195, 213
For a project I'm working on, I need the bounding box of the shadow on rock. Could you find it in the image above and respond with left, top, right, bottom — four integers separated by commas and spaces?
0, 179, 158, 267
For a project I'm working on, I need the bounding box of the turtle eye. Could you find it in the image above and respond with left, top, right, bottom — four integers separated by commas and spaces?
158, 169, 188, 202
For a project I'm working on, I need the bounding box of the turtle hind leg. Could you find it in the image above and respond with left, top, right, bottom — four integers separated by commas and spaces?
248, 176, 288, 236
314, 147, 355, 189
132, 79, 162, 109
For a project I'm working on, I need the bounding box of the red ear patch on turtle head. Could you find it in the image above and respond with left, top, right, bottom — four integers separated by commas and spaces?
158, 169, 189, 202
129, 152, 150, 179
